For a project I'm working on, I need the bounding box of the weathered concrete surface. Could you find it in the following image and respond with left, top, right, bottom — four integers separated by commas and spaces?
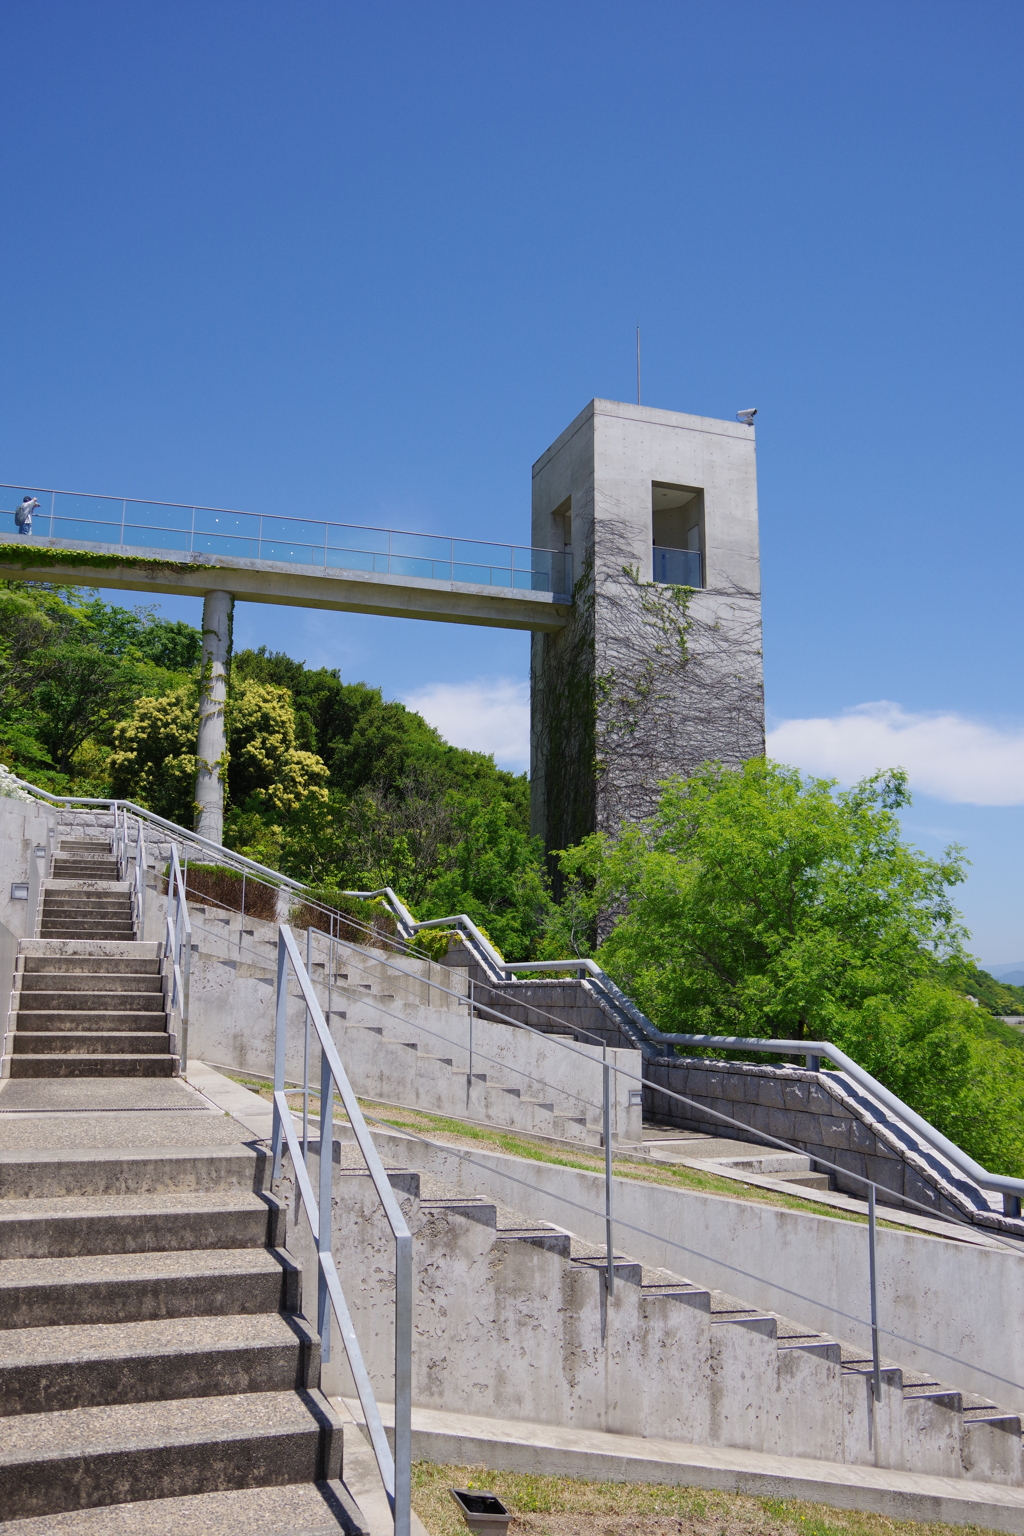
347, 1398, 1024, 1535
350, 1127, 1024, 1419
0, 794, 55, 939
280, 1148, 1019, 1484
178, 899, 642, 1145
469, 965, 1024, 1238
530, 401, 765, 848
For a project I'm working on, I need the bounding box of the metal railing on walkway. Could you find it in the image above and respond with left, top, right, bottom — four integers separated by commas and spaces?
0, 481, 573, 598
272, 925, 412, 1536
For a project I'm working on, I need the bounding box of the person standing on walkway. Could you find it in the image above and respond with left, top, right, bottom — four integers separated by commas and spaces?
14, 496, 39, 536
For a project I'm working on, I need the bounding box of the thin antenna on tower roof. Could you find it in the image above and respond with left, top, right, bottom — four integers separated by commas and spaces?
636, 325, 641, 406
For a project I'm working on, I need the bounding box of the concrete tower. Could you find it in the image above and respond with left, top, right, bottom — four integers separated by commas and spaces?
530, 400, 764, 852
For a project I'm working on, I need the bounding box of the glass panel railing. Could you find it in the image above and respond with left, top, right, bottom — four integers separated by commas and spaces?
652, 545, 702, 587
0, 483, 574, 599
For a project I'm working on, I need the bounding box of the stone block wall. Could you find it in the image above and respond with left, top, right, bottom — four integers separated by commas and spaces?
644, 1055, 1024, 1235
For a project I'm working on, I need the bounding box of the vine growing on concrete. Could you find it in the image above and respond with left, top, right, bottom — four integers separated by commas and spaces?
531, 552, 598, 861
532, 518, 765, 866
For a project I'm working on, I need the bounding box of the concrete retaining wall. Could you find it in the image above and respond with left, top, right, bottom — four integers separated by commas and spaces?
348, 1127, 1024, 1418
277, 1142, 1021, 1481
0, 796, 55, 939
167, 898, 643, 1144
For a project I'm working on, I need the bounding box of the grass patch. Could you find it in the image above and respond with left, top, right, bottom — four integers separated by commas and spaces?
411, 1463, 988, 1536
224, 1073, 903, 1229
0, 542, 197, 575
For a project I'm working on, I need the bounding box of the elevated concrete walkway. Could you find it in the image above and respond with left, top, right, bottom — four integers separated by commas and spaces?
0, 539, 571, 633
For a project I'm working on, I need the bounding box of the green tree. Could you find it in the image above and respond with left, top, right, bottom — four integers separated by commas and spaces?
109, 678, 329, 826
227, 680, 329, 813
549, 759, 968, 1036
29, 642, 143, 775
421, 796, 552, 959
547, 758, 1024, 1174
107, 686, 198, 822
0, 583, 199, 786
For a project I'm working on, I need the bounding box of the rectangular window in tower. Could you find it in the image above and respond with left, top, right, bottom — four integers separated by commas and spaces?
546, 497, 572, 594
652, 483, 704, 586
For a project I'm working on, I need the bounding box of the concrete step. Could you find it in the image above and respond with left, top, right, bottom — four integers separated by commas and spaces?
0, 1248, 294, 1329
39, 930, 138, 942
0, 1312, 319, 1416
19, 942, 160, 960
10, 1033, 173, 1056
41, 907, 132, 917
21, 957, 161, 975
19, 973, 162, 992
11, 1014, 169, 1033
45, 885, 124, 894
17, 992, 165, 1011
6, 1054, 178, 1079
0, 1191, 273, 1258
42, 902, 133, 915
0, 1478, 367, 1535
52, 853, 118, 864
0, 1387, 342, 1520
40, 917, 134, 928
49, 866, 120, 878
0, 1144, 268, 1201
42, 883, 129, 894
49, 869, 120, 882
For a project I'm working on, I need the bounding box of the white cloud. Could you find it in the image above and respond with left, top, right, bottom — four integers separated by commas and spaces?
401, 678, 530, 771
767, 702, 1024, 807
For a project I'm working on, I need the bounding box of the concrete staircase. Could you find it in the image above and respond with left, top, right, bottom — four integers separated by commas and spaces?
42, 841, 135, 940
0, 1111, 364, 1531
640, 1125, 832, 1193
178, 900, 638, 1148
293, 1154, 1024, 1488
2, 838, 178, 1080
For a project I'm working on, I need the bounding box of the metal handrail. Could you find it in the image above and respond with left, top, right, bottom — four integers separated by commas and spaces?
651, 1033, 1024, 1206
0, 480, 573, 598
22, 785, 308, 893
16, 773, 1021, 1215
347, 892, 1024, 1212
271, 924, 411, 1536
111, 806, 192, 1068
165, 844, 192, 1066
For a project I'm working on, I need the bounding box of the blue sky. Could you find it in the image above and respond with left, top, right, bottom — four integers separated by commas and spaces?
2, 2, 1022, 961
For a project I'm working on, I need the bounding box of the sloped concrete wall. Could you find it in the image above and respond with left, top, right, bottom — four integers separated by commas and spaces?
357, 1128, 1024, 1417
277, 1148, 1016, 1480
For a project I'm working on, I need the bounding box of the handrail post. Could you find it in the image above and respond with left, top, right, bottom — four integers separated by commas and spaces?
318, 1036, 333, 1364
302, 925, 312, 1165
133, 818, 146, 941
868, 1184, 881, 1401
603, 1051, 614, 1297
271, 930, 289, 1182
394, 1229, 413, 1536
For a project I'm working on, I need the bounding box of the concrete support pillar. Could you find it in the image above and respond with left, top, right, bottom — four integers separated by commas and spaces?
195, 589, 234, 846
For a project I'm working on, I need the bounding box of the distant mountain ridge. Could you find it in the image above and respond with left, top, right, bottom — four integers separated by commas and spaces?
987, 963, 1024, 986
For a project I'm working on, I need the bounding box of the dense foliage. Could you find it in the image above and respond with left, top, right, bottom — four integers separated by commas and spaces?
544, 758, 1024, 1174
4, 579, 1023, 1171
0, 583, 551, 956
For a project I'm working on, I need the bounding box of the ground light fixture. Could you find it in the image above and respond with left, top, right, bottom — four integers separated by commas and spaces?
449, 1488, 513, 1536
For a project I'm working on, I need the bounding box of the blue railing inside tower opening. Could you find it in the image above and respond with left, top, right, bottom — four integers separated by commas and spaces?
0, 483, 573, 599
652, 544, 702, 587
